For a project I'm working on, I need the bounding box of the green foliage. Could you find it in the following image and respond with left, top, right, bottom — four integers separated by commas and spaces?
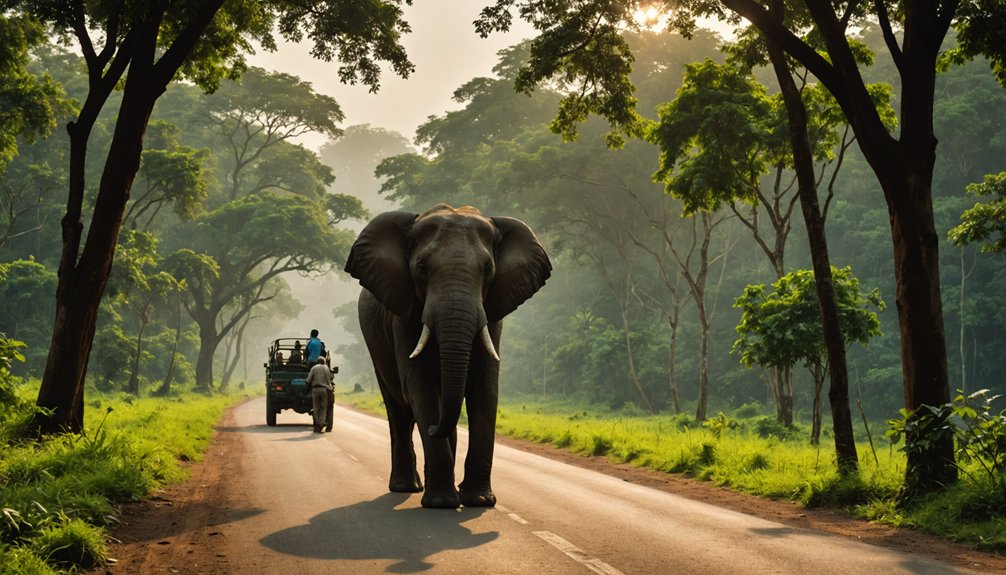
0, 259, 57, 374
648, 59, 773, 214
949, 172, 1006, 253
887, 389, 1006, 498
30, 517, 106, 570
0, 391, 247, 573
801, 473, 881, 509
0, 12, 73, 170
733, 266, 885, 373
0, 335, 32, 430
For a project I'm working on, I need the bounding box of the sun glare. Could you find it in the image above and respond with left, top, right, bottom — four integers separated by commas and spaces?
633, 5, 666, 30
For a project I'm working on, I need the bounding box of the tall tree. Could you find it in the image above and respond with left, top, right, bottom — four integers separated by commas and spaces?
8, 0, 414, 435
202, 66, 344, 202
476, 0, 1006, 496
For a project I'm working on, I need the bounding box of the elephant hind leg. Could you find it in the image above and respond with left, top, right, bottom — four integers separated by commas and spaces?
459, 481, 496, 507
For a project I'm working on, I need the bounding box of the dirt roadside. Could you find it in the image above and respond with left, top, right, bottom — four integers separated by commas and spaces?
93, 404, 1006, 574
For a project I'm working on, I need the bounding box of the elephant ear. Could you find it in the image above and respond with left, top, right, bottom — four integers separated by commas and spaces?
344, 211, 418, 318
485, 216, 552, 323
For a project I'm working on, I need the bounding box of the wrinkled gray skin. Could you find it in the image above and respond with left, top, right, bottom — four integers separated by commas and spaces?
345, 204, 551, 508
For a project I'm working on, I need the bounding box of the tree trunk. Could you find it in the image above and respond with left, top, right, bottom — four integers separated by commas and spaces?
33, 77, 158, 435
127, 317, 147, 395
765, 31, 858, 473
811, 363, 825, 445
29, 1, 227, 436
156, 292, 183, 396
667, 316, 680, 415
695, 301, 709, 422
772, 366, 794, 426
195, 321, 220, 391
619, 297, 654, 413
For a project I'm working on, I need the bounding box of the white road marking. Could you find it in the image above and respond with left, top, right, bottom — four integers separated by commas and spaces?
508, 513, 528, 525
533, 531, 624, 575
346, 453, 359, 462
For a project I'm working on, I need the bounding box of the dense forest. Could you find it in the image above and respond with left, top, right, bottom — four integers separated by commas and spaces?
2, 15, 1004, 436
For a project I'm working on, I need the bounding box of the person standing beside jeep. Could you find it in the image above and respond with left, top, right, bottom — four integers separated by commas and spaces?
306, 329, 325, 363
307, 356, 333, 433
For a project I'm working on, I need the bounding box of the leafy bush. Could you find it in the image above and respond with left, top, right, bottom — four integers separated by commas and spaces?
887, 389, 1006, 492
752, 416, 797, 440
0, 336, 35, 436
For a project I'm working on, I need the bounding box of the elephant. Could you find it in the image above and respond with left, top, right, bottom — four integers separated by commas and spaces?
344, 204, 551, 508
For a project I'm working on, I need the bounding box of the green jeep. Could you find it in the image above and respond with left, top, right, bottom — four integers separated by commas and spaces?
264, 338, 337, 428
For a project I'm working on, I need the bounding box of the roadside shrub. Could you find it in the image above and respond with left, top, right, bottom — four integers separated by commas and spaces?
698, 442, 717, 465
753, 416, 796, 440
702, 413, 736, 439
744, 452, 770, 472
0, 548, 59, 575
733, 402, 763, 419
887, 389, 1006, 494
802, 474, 873, 508
554, 429, 573, 448
590, 434, 612, 456
31, 517, 106, 570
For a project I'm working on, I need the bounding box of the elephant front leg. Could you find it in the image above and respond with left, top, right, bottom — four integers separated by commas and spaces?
383, 396, 422, 493
415, 415, 460, 508
459, 378, 498, 507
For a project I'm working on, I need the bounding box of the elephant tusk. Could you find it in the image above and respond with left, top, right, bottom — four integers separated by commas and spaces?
409, 324, 432, 359
481, 325, 500, 362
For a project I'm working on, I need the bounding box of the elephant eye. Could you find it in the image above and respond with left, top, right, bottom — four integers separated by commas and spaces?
483, 262, 494, 278
415, 259, 429, 276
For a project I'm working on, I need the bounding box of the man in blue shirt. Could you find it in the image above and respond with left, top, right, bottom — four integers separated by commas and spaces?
306, 329, 325, 363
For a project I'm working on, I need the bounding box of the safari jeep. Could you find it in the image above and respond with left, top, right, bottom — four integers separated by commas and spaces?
264, 338, 337, 428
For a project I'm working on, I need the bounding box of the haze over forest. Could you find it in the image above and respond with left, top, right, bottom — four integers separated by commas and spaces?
2, 10, 1004, 428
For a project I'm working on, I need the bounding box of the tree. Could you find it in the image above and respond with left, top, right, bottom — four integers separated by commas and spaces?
108, 230, 179, 395
8, 0, 415, 435
949, 172, 1006, 254
733, 266, 885, 444
202, 66, 344, 202
0, 12, 70, 170
177, 192, 355, 388
475, 0, 1003, 496
123, 121, 210, 232
0, 258, 56, 372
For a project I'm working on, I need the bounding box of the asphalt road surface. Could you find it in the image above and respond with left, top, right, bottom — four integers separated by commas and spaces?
180, 398, 982, 574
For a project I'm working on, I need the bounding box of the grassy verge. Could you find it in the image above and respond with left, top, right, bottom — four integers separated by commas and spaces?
338, 389, 1006, 550
1, 389, 251, 574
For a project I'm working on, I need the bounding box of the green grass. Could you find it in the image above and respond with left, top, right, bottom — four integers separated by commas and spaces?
338, 390, 1005, 550
1, 388, 251, 574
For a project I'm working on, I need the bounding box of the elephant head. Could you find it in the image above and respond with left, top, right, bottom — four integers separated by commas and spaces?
345, 204, 551, 438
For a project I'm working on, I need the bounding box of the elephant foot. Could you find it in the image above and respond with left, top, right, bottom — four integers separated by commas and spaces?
460, 487, 496, 508
421, 487, 461, 509
389, 473, 423, 493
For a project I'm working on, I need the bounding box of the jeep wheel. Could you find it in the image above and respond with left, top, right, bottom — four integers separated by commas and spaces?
266, 404, 277, 426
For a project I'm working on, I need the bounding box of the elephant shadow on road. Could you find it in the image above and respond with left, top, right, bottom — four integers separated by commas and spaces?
260, 492, 498, 572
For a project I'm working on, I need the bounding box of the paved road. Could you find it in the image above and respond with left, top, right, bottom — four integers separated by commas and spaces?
209, 398, 980, 574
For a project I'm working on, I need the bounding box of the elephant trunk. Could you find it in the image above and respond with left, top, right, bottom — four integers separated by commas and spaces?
426, 300, 481, 440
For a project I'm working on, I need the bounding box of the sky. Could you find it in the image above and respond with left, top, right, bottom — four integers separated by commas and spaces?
248, 1, 533, 146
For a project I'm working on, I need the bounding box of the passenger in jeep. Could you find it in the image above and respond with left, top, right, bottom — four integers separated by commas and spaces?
288, 340, 303, 365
